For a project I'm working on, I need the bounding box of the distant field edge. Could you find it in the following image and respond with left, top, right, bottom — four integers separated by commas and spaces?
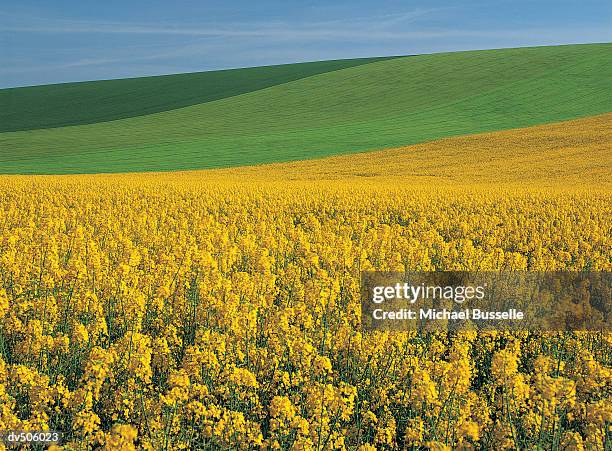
207, 112, 611, 188
2, 113, 610, 184
0, 56, 398, 132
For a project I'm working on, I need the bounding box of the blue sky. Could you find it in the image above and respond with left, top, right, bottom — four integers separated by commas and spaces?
1, 0, 611, 88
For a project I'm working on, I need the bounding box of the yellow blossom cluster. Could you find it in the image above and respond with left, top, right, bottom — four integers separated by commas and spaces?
0, 173, 610, 450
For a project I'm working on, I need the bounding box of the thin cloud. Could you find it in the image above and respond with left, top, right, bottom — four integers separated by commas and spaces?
3, 9, 608, 43
0, 22, 569, 41
0, 9, 453, 40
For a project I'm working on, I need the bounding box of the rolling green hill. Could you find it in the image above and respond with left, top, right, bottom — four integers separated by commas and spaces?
0, 57, 392, 132
1, 43, 611, 174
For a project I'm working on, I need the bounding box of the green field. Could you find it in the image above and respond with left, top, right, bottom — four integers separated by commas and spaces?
1, 57, 392, 132
1, 43, 611, 174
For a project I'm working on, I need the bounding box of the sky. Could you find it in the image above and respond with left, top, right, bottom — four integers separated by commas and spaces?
1, 0, 611, 88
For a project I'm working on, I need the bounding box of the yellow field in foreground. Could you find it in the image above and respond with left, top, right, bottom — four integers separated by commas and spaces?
0, 116, 610, 450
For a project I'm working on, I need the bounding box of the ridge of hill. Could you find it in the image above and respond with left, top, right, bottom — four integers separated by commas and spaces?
0, 57, 393, 132
1, 43, 610, 174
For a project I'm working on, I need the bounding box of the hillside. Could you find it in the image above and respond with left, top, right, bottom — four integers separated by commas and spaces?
1, 43, 611, 174
5, 114, 609, 189
207, 113, 612, 188
0, 57, 392, 132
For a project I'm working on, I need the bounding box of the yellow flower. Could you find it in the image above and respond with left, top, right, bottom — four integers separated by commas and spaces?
103, 424, 138, 451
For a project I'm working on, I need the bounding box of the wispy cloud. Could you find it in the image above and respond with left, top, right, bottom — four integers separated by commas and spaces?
4, 19, 608, 44
0, 9, 455, 40
4, 6, 609, 44
4, 8, 609, 44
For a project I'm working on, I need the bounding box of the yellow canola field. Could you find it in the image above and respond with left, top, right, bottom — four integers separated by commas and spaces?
0, 114, 611, 450
199, 112, 611, 187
